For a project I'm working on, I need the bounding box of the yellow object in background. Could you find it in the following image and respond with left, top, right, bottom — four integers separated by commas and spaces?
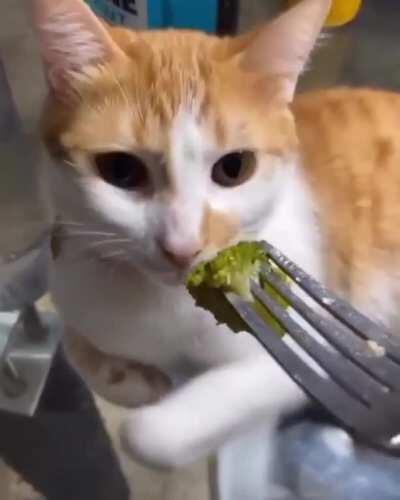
325, 0, 362, 27
287, 0, 363, 27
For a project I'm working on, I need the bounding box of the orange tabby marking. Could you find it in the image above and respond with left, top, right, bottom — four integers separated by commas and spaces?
293, 87, 400, 302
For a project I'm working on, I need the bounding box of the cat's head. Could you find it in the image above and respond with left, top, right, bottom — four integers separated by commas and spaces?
32, 0, 330, 284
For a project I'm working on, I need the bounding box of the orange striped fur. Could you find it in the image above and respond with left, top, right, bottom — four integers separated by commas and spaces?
293, 88, 400, 304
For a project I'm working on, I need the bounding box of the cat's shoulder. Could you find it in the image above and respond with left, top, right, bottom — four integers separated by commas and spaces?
292, 86, 400, 113
291, 86, 400, 171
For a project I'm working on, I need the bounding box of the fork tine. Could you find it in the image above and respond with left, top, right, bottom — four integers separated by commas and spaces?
225, 292, 369, 430
251, 281, 387, 405
261, 266, 400, 391
262, 241, 400, 361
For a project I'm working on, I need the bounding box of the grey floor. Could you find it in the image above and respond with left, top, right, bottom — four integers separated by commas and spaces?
1, 0, 400, 499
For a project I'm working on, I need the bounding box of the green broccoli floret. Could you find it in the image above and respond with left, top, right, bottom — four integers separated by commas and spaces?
186, 241, 288, 335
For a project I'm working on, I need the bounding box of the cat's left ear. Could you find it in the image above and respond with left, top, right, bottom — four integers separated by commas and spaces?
31, 0, 125, 100
239, 0, 331, 101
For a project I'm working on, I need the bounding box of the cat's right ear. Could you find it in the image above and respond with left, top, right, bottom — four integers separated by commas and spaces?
31, 0, 124, 101
237, 0, 331, 102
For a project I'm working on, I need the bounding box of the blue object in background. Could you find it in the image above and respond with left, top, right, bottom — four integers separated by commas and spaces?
148, 0, 217, 32
85, 0, 237, 34
276, 419, 400, 500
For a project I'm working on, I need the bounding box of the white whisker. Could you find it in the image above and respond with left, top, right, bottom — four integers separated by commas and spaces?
103, 249, 125, 257
105, 66, 131, 112
58, 221, 85, 226
88, 238, 131, 249
64, 159, 80, 169
100, 249, 125, 260
64, 230, 118, 237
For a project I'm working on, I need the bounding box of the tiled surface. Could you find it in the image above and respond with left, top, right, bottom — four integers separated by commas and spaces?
1, 1, 400, 499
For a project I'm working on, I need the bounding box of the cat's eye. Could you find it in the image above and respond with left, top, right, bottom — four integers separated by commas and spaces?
93, 152, 149, 190
211, 151, 256, 188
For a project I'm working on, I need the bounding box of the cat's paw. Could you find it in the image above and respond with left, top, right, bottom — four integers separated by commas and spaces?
93, 360, 172, 408
120, 406, 192, 469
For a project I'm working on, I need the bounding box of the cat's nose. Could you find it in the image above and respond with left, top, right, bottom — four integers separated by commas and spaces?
159, 239, 202, 268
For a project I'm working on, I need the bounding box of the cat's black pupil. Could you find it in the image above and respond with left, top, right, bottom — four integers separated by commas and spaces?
94, 152, 148, 190
221, 153, 242, 179
212, 150, 255, 187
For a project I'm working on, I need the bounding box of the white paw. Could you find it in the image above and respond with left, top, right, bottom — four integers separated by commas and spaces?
93, 360, 171, 408
120, 406, 194, 469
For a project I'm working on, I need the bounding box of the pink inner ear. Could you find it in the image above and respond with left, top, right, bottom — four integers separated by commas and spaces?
31, 0, 120, 98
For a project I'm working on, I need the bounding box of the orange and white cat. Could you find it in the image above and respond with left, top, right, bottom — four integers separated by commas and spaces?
31, 0, 400, 491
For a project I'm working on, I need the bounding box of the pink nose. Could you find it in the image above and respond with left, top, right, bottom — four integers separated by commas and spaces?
159, 239, 202, 268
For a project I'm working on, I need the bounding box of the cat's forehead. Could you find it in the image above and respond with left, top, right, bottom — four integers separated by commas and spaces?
102, 29, 219, 109
58, 34, 238, 147
47, 29, 293, 157
124, 32, 215, 138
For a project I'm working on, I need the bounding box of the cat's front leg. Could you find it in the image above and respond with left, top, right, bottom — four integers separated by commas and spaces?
64, 328, 172, 408
120, 353, 307, 469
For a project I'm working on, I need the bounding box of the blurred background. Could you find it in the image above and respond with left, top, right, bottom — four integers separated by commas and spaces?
0, 0, 399, 498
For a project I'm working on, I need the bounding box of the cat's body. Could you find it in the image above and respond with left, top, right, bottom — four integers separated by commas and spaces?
31, 0, 400, 482
49, 142, 319, 467
294, 87, 400, 327
51, 152, 319, 373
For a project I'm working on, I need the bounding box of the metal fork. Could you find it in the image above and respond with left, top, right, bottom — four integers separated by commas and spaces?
226, 241, 400, 455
